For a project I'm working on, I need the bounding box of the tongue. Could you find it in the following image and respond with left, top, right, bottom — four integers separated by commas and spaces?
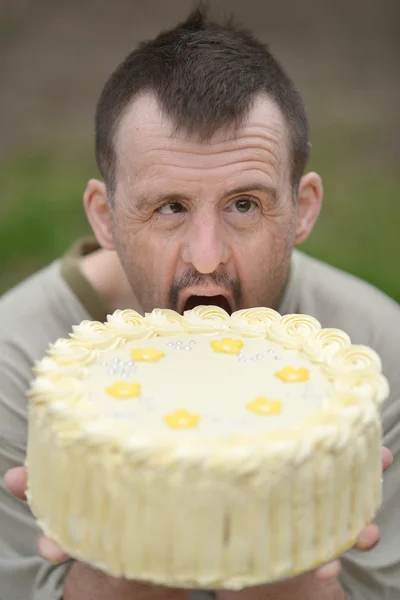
184, 295, 231, 314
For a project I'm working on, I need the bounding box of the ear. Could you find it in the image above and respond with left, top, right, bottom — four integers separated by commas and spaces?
83, 179, 115, 250
294, 172, 323, 245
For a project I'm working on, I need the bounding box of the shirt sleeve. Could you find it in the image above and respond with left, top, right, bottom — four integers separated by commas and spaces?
0, 343, 73, 599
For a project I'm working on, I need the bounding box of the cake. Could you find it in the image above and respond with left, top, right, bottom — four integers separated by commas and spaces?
26, 306, 389, 590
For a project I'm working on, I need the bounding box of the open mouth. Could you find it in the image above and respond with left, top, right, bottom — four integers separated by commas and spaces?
183, 295, 233, 315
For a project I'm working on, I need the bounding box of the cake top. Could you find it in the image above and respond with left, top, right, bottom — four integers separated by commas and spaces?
28, 306, 389, 460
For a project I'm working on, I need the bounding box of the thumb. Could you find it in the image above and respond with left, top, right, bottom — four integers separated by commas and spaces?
37, 536, 70, 563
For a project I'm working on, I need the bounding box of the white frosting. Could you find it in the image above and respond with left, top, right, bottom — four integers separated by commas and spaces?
322, 344, 382, 379
269, 314, 321, 349
302, 328, 351, 363
229, 307, 280, 337
183, 306, 231, 333
106, 309, 154, 340
33, 356, 87, 379
144, 308, 187, 335
48, 338, 99, 366
78, 336, 331, 435
28, 374, 83, 404
70, 320, 124, 350
334, 369, 389, 405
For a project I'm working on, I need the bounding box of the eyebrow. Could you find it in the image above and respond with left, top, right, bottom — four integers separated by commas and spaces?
135, 183, 278, 212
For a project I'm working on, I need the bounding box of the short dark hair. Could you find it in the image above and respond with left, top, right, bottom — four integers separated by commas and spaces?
95, 5, 310, 197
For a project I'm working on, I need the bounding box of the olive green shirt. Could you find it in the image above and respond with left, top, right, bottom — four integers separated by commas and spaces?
0, 240, 399, 599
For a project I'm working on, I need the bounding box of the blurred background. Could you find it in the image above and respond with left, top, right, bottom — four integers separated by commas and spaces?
0, 0, 399, 300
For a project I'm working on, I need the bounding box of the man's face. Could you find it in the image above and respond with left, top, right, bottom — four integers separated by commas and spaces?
108, 93, 298, 315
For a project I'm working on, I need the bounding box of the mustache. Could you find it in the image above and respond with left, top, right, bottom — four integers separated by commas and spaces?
169, 266, 242, 311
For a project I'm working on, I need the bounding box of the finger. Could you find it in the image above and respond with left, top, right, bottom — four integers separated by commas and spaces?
314, 559, 341, 582
382, 447, 393, 472
3, 467, 28, 501
37, 536, 69, 563
353, 523, 380, 551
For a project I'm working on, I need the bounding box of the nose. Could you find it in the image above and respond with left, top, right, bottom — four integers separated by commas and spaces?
181, 214, 230, 274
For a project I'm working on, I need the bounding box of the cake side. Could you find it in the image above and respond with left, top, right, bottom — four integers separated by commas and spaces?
25, 306, 389, 589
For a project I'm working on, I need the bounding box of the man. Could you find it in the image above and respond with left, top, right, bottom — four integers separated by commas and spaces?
1, 6, 399, 600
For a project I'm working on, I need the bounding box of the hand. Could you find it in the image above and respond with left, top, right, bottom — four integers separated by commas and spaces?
4, 447, 393, 580
4, 465, 70, 562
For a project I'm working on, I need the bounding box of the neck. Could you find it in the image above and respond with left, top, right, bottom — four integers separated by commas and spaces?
79, 248, 142, 313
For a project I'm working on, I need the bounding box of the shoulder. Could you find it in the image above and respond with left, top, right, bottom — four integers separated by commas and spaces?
293, 250, 400, 345
0, 261, 62, 328
0, 260, 88, 365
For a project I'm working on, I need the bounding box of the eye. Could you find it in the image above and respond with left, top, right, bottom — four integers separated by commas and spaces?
229, 198, 258, 214
157, 202, 186, 215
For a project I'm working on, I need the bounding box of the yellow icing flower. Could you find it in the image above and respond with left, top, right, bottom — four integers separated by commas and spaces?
246, 396, 282, 416
210, 338, 244, 355
164, 409, 200, 429
106, 381, 141, 399
275, 366, 309, 383
130, 347, 165, 362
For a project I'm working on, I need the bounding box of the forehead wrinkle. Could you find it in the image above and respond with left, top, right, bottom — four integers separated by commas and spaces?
116, 103, 290, 192
122, 132, 282, 160
125, 145, 282, 181
157, 142, 280, 181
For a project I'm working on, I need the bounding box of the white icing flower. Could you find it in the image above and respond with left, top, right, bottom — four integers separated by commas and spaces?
323, 345, 382, 379
47, 338, 99, 366
70, 320, 123, 350
183, 305, 230, 333
333, 370, 389, 405
302, 328, 351, 363
269, 314, 321, 349
106, 309, 153, 340
229, 307, 280, 337
144, 308, 186, 335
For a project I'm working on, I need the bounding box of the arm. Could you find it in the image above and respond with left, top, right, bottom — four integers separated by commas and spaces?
0, 346, 73, 600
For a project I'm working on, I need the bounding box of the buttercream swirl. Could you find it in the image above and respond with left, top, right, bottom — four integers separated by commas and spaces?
144, 309, 186, 336
28, 374, 83, 405
322, 345, 382, 379
105, 309, 153, 340
269, 314, 321, 349
70, 320, 123, 350
302, 328, 351, 363
48, 338, 99, 366
229, 308, 280, 337
333, 370, 389, 405
183, 305, 230, 333
33, 356, 87, 378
